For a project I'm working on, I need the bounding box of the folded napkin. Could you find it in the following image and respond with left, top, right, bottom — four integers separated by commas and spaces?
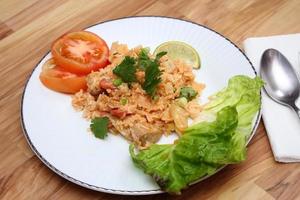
243, 33, 300, 162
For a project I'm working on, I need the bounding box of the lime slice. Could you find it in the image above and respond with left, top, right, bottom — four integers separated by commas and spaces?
154, 41, 200, 69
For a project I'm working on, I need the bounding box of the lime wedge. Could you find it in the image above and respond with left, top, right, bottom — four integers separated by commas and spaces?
154, 41, 200, 69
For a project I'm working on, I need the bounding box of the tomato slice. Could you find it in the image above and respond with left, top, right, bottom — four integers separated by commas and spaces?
39, 59, 87, 93
51, 31, 109, 75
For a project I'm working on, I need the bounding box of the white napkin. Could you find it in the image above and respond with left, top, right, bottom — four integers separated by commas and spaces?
243, 34, 300, 163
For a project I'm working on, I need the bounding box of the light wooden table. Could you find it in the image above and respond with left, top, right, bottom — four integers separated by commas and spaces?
1, 0, 300, 199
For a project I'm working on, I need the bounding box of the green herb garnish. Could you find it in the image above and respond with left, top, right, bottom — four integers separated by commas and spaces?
155, 51, 167, 61
142, 61, 162, 97
179, 87, 198, 101
90, 117, 109, 139
113, 50, 167, 98
113, 56, 137, 83
138, 49, 167, 70
140, 51, 167, 97
137, 48, 151, 70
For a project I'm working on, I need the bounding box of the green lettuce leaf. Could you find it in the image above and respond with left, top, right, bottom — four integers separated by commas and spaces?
204, 75, 263, 139
131, 106, 238, 194
130, 75, 263, 194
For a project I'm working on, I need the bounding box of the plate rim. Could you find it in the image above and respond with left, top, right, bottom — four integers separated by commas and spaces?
20, 15, 261, 195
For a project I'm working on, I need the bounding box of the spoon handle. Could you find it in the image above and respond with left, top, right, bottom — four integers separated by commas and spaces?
291, 103, 300, 118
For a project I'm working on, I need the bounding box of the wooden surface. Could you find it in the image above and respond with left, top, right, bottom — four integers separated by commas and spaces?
1, 0, 300, 199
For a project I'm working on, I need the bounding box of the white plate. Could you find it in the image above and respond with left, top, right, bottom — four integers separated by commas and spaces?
21, 16, 260, 195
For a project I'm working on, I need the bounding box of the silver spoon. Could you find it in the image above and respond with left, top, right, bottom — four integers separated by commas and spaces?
260, 48, 300, 117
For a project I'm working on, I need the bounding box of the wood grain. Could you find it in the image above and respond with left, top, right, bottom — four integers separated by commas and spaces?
1, 0, 300, 199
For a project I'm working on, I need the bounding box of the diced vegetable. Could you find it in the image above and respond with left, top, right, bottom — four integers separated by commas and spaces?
113, 78, 123, 86
179, 87, 197, 101
120, 98, 128, 105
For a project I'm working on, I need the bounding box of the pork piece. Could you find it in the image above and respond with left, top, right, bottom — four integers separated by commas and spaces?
130, 123, 163, 147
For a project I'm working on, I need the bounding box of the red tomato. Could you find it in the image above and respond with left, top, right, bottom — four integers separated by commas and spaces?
51, 31, 109, 75
39, 59, 87, 93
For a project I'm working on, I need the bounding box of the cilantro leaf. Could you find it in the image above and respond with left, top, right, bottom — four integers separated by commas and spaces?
137, 48, 151, 70
140, 51, 167, 97
138, 49, 167, 71
113, 50, 167, 98
179, 87, 198, 101
90, 117, 109, 139
113, 56, 137, 83
155, 51, 167, 61
142, 61, 162, 97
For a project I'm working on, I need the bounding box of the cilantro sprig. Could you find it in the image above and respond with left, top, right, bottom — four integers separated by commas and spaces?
113, 56, 137, 83
112, 49, 167, 98
90, 117, 109, 139
142, 60, 162, 97
142, 51, 167, 97
137, 48, 151, 70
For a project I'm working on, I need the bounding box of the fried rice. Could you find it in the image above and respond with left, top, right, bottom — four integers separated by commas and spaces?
72, 42, 205, 148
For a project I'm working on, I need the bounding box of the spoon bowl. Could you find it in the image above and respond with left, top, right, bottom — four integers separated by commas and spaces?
260, 48, 300, 114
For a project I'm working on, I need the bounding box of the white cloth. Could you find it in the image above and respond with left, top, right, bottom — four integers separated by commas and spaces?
243, 34, 300, 162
